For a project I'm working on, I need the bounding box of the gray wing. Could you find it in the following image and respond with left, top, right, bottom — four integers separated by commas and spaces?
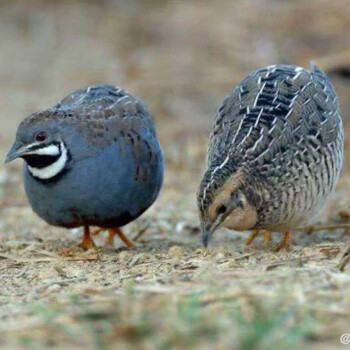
52, 85, 161, 176
207, 64, 342, 176
54, 84, 155, 133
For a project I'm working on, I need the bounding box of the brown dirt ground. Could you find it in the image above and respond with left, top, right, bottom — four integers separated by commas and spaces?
0, 1, 350, 349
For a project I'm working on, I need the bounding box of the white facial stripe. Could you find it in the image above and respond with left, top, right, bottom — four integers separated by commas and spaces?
26, 144, 60, 156
28, 143, 68, 180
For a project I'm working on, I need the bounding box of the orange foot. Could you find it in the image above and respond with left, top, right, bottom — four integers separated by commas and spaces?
245, 229, 271, 245
274, 231, 291, 252
78, 225, 96, 250
92, 227, 135, 248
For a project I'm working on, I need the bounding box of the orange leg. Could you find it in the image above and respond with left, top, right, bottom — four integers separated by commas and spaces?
91, 228, 104, 236
78, 225, 96, 250
245, 229, 272, 245
263, 230, 271, 244
245, 229, 260, 245
275, 231, 291, 252
91, 227, 135, 248
107, 228, 135, 248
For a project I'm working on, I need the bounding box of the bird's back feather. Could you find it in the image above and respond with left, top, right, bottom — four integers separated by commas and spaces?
207, 64, 342, 174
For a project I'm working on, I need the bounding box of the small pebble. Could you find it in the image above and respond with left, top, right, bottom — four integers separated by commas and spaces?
212, 246, 232, 257
195, 248, 206, 255
168, 245, 183, 257
214, 252, 225, 261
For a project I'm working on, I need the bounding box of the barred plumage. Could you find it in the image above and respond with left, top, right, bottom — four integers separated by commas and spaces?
197, 63, 344, 247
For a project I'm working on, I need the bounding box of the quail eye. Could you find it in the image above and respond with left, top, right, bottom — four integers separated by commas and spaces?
35, 131, 47, 142
217, 205, 227, 215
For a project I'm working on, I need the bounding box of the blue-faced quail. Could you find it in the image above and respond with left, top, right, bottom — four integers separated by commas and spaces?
197, 64, 344, 249
6, 84, 164, 249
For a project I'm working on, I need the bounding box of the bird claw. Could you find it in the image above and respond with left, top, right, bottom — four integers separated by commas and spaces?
274, 231, 291, 252
78, 237, 96, 250
78, 225, 96, 250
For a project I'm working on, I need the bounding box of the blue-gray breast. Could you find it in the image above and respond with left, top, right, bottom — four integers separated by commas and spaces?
6, 84, 164, 249
197, 64, 344, 249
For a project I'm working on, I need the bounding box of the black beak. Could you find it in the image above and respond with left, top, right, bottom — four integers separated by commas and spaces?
5, 141, 26, 163
202, 227, 212, 248
201, 217, 225, 247
201, 222, 216, 248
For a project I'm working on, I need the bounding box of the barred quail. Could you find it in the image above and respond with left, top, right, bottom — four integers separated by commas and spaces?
6, 84, 164, 249
197, 64, 344, 249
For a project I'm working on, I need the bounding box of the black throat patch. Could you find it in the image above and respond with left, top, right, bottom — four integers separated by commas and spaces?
23, 153, 61, 169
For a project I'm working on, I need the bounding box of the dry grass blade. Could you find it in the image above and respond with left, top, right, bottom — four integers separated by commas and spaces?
296, 224, 350, 234
337, 239, 350, 271
0, 253, 99, 262
263, 254, 324, 271
42, 277, 87, 287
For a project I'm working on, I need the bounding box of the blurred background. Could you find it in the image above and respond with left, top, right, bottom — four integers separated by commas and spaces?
1, 0, 349, 170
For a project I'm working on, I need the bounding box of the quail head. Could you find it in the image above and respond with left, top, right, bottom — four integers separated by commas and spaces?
6, 84, 164, 249
197, 64, 344, 249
